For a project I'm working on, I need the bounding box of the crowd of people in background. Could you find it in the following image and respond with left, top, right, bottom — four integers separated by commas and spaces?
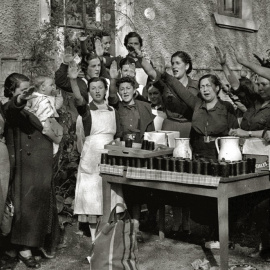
1, 29, 270, 269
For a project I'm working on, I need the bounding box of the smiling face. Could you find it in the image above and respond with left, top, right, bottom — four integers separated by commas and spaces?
101, 35, 111, 54
89, 81, 106, 104
199, 78, 219, 103
171, 56, 189, 80
257, 76, 270, 101
148, 85, 162, 106
118, 82, 136, 104
13, 81, 30, 96
87, 58, 101, 78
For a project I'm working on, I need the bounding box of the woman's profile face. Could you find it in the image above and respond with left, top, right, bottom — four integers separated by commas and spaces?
89, 81, 106, 104
257, 76, 270, 101
199, 78, 218, 102
171, 56, 188, 80
14, 81, 30, 96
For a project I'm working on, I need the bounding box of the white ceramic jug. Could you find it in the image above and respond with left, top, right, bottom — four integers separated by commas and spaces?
215, 136, 242, 161
173, 138, 192, 159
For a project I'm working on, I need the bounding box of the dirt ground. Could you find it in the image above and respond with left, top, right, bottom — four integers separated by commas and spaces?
10, 213, 270, 270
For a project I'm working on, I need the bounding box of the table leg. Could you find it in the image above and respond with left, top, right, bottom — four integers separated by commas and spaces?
101, 176, 111, 230
218, 195, 229, 270
158, 204, 165, 241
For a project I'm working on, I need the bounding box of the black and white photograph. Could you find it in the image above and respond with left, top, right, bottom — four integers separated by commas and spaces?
0, 1, 270, 269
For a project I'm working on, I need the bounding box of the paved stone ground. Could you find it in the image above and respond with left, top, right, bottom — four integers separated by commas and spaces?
11, 220, 270, 270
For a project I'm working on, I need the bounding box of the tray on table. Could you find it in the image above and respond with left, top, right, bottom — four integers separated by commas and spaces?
104, 141, 174, 158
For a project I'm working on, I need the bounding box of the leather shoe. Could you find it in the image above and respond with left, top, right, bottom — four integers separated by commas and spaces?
38, 248, 55, 259
18, 254, 40, 268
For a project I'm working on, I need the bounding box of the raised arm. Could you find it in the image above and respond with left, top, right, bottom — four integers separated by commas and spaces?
232, 46, 270, 80
108, 60, 120, 106
161, 71, 198, 110
67, 63, 84, 106
127, 45, 158, 81
215, 46, 240, 90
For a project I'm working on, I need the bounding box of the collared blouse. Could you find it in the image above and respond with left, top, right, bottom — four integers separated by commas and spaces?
159, 73, 239, 136
154, 72, 199, 122
240, 100, 270, 131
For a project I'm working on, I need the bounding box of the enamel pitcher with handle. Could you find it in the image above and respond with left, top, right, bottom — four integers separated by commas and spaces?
173, 138, 192, 159
215, 136, 242, 161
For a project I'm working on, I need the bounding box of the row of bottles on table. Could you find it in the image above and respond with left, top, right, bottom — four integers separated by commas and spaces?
101, 153, 256, 177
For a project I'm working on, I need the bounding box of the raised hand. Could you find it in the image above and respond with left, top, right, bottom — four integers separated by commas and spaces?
95, 38, 104, 57
68, 63, 81, 80
63, 54, 74, 65
109, 60, 119, 79
215, 46, 227, 65
19, 86, 36, 101
230, 45, 245, 65
128, 44, 143, 58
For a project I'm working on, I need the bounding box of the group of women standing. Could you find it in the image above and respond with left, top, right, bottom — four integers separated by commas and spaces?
1, 28, 270, 268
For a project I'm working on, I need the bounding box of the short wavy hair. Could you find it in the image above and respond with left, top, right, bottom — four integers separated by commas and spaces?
81, 51, 100, 75
198, 74, 221, 90
4, 73, 30, 98
88, 77, 108, 90
116, 76, 136, 89
124, 32, 143, 49
171, 51, 193, 75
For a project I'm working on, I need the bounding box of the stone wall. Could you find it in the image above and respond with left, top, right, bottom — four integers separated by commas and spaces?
0, 0, 40, 100
133, 0, 270, 81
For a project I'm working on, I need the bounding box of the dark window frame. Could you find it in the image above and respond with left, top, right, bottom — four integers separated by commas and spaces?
218, 0, 242, 19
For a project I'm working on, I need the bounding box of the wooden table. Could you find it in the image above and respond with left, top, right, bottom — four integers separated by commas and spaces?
101, 171, 270, 270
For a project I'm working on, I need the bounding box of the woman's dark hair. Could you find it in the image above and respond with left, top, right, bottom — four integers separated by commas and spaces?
198, 74, 221, 90
119, 57, 136, 70
234, 77, 256, 108
81, 51, 100, 74
95, 31, 111, 39
4, 73, 30, 98
116, 76, 136, 89
124, 32, 143, 48
88, 77, 108, 90
171, 51, 193, 75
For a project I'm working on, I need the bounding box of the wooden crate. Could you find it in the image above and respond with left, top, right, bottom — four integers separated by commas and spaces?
104, 142, 173, 158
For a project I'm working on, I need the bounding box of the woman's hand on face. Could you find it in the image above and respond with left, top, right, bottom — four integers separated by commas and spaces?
95, 38, 104, 57
128, 45, 143, 59
68, 64, 80, 79
215, 46, 227, 65
229, 128, 247, 137
109, 60, 120, 79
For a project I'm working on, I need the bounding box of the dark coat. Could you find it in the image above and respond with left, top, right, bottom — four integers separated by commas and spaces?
4, 97, 53, 247
0, 102, 10, 225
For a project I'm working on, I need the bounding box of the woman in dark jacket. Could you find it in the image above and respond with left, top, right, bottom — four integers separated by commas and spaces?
0, 102, 10, 230
3, 73, 58, 268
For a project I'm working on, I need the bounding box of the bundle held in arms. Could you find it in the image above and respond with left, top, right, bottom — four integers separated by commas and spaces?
90, 203, 140, 270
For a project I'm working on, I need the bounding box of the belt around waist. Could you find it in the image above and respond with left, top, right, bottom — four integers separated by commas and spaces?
167, 118, 190, 123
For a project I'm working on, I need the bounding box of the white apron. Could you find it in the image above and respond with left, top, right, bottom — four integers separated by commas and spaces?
74, 108, 124, 215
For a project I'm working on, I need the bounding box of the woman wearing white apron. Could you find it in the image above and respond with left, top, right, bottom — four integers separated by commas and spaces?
68, 69, 124, 241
